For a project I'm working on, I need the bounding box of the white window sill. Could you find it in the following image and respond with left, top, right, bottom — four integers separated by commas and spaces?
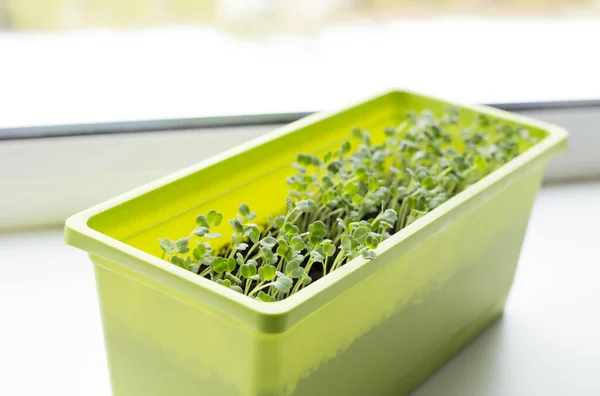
1, 181, 599, 395
1, 101, 599, 231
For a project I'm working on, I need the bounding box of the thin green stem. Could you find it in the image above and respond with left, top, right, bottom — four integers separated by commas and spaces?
321, 207, 346, 221
292, 259, 315, 294
244, 278, 253, 295
249, 281, 273, 297
330, 250, 346, 272
244, 242, 260, 261
436, 166, 453, 180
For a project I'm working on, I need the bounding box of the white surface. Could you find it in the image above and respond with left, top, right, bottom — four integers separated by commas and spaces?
0, 125, 270, 230
1, 182, 599, 395
1, 18, 599, 128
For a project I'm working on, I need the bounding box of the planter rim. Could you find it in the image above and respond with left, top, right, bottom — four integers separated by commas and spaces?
64, 89, 568, 333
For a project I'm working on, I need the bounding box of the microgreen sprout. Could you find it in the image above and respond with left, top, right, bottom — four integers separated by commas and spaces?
159, 108, 539, 301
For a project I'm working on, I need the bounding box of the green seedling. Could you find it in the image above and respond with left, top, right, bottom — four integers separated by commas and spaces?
160, 108, 539, 301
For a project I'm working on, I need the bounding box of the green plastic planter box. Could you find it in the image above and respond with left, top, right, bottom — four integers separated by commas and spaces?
65, 90, 567, 396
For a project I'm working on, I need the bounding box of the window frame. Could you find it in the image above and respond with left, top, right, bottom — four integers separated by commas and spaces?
1, 99, 598, 231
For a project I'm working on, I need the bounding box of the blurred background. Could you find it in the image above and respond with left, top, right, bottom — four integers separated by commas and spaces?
1, 0, 599, 128
1, 0, 599, 31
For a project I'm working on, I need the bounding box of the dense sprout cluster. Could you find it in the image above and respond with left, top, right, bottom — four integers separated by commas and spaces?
159, 108, 539, 301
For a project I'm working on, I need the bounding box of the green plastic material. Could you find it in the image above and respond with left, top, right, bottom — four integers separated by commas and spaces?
65, 90, 567, 396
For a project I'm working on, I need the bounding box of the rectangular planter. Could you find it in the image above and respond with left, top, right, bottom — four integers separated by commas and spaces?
65, 90, 567, 396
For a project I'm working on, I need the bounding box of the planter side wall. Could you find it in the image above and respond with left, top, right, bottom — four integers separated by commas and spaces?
91, 161, 545, 396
